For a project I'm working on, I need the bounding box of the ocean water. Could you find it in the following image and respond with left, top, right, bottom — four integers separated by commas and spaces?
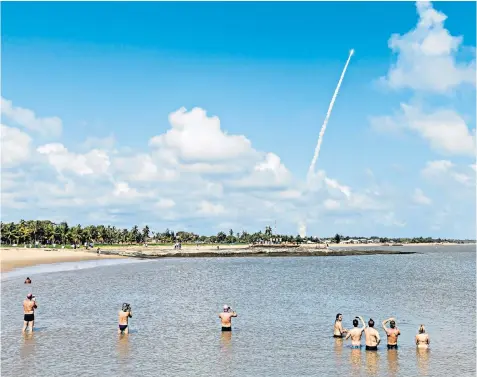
1, 245, 475, 376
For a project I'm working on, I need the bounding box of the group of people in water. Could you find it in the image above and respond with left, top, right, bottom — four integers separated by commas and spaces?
333, 313, 430, 350
22, 277, 429, 351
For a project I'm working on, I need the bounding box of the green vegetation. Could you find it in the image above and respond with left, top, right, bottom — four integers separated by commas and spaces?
0, 220, 473, 247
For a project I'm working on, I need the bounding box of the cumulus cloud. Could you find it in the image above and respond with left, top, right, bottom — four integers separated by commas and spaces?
371, 104, 475, 156
1, 97, 62, 137
380, 1, 475, 93
412, 188, 432, 205
1, 124, 32, 166
421, 160, 475, 187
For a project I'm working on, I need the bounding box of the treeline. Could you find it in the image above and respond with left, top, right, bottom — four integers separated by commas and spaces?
0, 220, 471, 246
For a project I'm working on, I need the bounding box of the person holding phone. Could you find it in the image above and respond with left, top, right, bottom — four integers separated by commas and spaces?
219, 305, 237, 331
118, 303, 133, 334
345, 316, 366, 348
22, 293, 37, 333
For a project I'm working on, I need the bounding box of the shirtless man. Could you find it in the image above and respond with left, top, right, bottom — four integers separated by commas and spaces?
333, 313, 348, 338
382, 317, 400, 349
415, 325, 430, 349
24, 277, 31, 284
22, 293, 37, 333
219, 305, 237, 331
364, 318, 381, 351
118, 303, 132, 334
345, 316, 366, 348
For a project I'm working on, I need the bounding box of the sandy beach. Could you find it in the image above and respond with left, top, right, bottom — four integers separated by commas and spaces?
2, 241, 469, 272
0, 248, 125, 272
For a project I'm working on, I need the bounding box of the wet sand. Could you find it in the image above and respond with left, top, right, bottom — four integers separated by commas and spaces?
0, 248, 125, 272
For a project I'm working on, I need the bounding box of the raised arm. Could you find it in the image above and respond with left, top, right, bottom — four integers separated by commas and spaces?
382, 318, 390, 332
232, 311, 237, 317
128, 310, 133, 318
358, 316, 366, 331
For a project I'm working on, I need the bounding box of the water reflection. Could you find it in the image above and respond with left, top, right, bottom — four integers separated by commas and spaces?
387, 348, 400, 377
220, 331, 232, 354
349, 348, 362, 376
416, 347, 430, 375
333, 337, 344, 367
365, 350, 380, 376
117, 334, 130, 360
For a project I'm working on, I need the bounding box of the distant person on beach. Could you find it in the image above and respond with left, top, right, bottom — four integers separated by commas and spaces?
364, 318, 381, 351
382, 317, 400, 349
118, 303, 132, 334
333, 313, 348, 338
22, 293, 37, 333
219, 305, 237, 331
24, 277, 31, 284
97, 248, 101, 256
415, 325, 430, 348
345, 316, 366, 348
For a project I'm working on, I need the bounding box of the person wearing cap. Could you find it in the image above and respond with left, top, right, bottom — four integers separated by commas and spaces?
22, 293, 38, 333
364, 318, 381, 351
219, 305, 237, 331
382, 317, 400, 349
415, 325, 430, 349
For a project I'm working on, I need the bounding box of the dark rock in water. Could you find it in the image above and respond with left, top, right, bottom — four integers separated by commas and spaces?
102, 247, 415, 259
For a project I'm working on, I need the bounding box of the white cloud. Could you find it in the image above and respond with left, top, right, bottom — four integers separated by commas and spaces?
421, 160, 475, 187
1, 97, 62, 137
371, 104, 475, 157
156, 198, 176, 209
380, 1, 475, 93
37, 143, 111, 176
1, 124, 32, 166
149, 107, 255, 163
412, 188, 432, 205
197, 200, 226, 216
324, 199, 341, 210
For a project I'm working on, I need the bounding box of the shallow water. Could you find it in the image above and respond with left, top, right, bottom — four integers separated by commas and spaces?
1, 245, 475, 376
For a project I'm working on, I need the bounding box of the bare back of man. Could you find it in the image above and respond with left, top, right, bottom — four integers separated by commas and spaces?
219, 305, 237, 331
22, 294, 37, 333
345, 316, 366, 348
118, 307, 132, 334
364, 319, 381, 351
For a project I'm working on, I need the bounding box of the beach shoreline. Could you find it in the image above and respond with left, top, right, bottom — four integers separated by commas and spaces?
2, 241, 471, 272
0, 248, 125, 273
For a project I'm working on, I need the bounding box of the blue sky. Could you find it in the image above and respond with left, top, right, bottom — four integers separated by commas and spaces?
1, 1, 476, 238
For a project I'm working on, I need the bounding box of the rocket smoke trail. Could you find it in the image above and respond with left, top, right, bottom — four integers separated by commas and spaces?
307, 49, 355, 181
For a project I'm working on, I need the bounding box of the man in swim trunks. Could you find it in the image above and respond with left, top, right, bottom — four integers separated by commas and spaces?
24, 277, 31, 284
364, 318, 381, 351
219, 305, 237, 331
22, 293, 37, 333
382, 317, 400, 349
333, 313, 348, 338
118, 303, 132, 334
345, 316, 366, 348
415, 325, 430, 348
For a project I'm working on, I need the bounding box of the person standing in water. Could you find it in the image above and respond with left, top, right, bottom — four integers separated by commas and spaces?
382, 317, 400, 349
415, 325, 430, 348
333, 313, 348, 338
22, 293, 37, 333
219, 305, 237, 331
345, 316, 366, 348
24, 277, 31, 284
118, 303, 132, 334
364, 318, 381, 351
